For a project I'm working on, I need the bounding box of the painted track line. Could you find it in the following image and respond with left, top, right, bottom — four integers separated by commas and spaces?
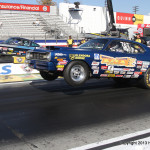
0, 78, 64, 85
69, 128, 150, 150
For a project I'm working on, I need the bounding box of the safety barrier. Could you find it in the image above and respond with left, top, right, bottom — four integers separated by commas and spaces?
0, 56, 42, 83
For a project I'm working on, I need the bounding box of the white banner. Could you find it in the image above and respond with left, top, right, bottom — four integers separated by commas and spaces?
0, 63, 39, 75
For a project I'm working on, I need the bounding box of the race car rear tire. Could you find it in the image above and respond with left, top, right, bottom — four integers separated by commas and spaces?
138, 68, 150, 89
40, 71, 58, 81
63, 61, 89, 87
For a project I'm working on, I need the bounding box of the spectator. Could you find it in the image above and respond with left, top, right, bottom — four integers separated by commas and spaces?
33, 19, 40, 26
67, 36, 74, 48
134, 33, 146, 45
80, 38, 86, 45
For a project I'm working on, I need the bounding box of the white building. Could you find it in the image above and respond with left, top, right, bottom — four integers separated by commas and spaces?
59, 2, 150, 39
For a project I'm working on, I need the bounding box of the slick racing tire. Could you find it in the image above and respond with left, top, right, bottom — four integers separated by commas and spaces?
63, 61, 89, 87
138, 68, 150, 89
40, 71, 58, 81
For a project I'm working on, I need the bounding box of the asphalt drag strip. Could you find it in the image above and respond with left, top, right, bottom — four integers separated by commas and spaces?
70, 128, 150, 150
0, 78, 150, 150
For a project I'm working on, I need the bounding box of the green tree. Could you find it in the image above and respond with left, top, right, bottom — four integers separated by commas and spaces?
36, 0, 56, 6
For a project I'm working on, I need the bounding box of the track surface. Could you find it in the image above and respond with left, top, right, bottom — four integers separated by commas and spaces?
0, 79, 150, 150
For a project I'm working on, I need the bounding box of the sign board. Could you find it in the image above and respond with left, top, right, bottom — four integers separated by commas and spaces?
0, 3, 50, 12
0, 63, 39, 75
116, 12, 144, 25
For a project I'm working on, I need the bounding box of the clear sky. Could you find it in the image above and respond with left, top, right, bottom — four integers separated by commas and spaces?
1, 0, 150, 15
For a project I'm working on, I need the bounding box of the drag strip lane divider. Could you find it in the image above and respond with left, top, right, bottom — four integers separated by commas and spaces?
69, 128, 150, 150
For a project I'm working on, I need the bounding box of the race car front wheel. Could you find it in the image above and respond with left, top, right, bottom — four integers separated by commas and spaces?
138, 68, 150, 89
63, 61, 89, 86
40, 71, 58, 81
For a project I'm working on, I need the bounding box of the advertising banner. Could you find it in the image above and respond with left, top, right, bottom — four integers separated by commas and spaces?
133, 14, 144, 25
116, 12, 144, 25
0, 3, 50, 12
137, 24, 150, 36
0, 63, 39, 75
116, 12, 134, 25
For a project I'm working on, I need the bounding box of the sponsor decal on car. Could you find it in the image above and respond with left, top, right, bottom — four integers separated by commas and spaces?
123, 68, 130, 71
131, 75, 139, 78
120, 71, 126, 74
108, 74, 115, 77
137, 61, 143, 65
93, 70, 99, 74
100, 55, 136, 67
57, 59, 64, 61
114, 68, 123, 71
142, 65, 149, 68
92, 66, 99, 70
100, 74, 108, 77
105, 70, 113, 74
2, 47, 8, 51
69, 54, 90, 60
57, 68, 64, 71
19, 51, 26, 55
137, 64, 142, 69
127, 72, 134, 75
123, 75, 131, 78
94, 53, 100, 60
115, 75, 123, 77
114, 71, 120, 74
141, 68, 147, 72
7, 52, 16, 55
123, 68, 134, 71
8, 48, 14, 51
92, 61, 100, 65
56, 65, 64, 68
108, 66, 114, 71
134, 72, 142, 75
58, 60, 68, 65
143, 61, 150, 65
101, 66, 108, 70
55, 53, 67, 56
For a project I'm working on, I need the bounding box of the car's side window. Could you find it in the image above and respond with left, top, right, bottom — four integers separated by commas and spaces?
23, 40, 30, 46
31, 42, 39, 47
106, 41, 145, 54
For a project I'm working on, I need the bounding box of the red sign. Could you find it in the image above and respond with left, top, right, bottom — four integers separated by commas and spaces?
138, 24, 150, 28
137, 24, 150, 36
116, 12, 134, 24
0, 3, 50, 12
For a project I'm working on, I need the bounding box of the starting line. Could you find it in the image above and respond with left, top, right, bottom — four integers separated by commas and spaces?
0, 74, 42, 83
69, 128, 150, 150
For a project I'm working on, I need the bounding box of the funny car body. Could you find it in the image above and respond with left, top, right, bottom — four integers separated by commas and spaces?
26, 38, 150, 88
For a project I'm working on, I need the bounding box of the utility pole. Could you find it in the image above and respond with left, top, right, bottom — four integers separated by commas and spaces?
133, 6, 139, 14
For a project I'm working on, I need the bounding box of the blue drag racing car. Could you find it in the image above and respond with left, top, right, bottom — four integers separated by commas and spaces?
26, 38, 150, 88
0, 37, 40, 56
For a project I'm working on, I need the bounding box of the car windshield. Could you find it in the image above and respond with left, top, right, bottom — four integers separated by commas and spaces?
142, 37, 150, 41
79, 39, 108, 50
4, 38, 23, 45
